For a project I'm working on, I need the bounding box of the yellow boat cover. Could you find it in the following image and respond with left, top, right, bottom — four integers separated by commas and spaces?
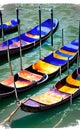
32, 60, 59, 74
59, 85, 78, 94
66, 74, 80, 87
32, 91, 62, 105
54, 52, 68, 60
5, 21, 11, 25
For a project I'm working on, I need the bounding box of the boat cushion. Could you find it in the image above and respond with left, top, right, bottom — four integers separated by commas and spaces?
43, 53, 67, 66
59, 49, 77, 55
18, 70, 43, 81
66, 74, 80, 87
59, 85, 78, 94
32, 60, 59, 74
1, 76, 33, 88
71, 39, 78, 46
61, 45, 77, 52
31, 90, 63, 105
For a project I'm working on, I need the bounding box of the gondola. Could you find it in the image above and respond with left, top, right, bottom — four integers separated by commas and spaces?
21, 67, 80, 112
0, 19, 18, 36
0, 18, 59, 56
0, 71, 48, 98
24, 38, 78, 79
0, 39, 78, 98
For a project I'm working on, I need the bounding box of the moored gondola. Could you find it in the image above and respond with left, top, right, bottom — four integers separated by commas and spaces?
0, 71, 48, 98
0, 38, 78, 98
0, 19, 59, 56
0, 19, 18, 37
21, 67, 80, 112
25, 39, 78, 79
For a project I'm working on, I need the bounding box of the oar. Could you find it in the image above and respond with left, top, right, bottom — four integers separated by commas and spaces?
39, 6, 42, 59
0, 103, 21, 126
0, 97, 29, 126
51, 7, 53, 51
7, 40, 19, 103
16, 7, 23, 70
0, 10, 4, 41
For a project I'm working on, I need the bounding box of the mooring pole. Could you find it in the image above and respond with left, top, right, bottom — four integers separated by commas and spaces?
39, 6, 42, 59
59, 66, 61, 80
51, 8, 53, 51
62, 28, 64, 46
0, 10, 4, 41
67, 57, 69, 75
70, 94, 72, 107
16, 7, 23, 70
7, 40, 19, 103
79, 21, 80, 58
77, 21, 80, 74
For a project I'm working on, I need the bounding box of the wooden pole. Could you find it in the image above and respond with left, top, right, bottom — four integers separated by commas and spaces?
77, 21, 80, 74
51, 8, 53, 51
0, 10, 4, 41
7, 40, 13, 76
7, 40, 19, 103
62, 28, 64, 46
79, 21, 80, 57
16, 7, 23, 70
59, 66, 61, 79
77, 50, 79, 74
70, 94, 72, 107
67, 57, 69, 75
78, 20, 80, 68
39, 6, 42, 59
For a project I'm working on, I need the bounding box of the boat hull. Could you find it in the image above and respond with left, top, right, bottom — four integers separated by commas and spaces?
21, 69, 80, 112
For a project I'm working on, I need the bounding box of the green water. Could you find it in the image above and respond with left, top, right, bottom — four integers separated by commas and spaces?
0, 3, 80, 128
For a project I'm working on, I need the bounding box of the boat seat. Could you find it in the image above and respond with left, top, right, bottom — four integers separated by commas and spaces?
54, 52, 69, 60
18, 70, 43, 81
31, 90, 63, 105
32, 60, 59, 74
56, 50, 72, 58
28, 19, 54, 36
66, 74, 80, 87
59, 85, 78, 94
1, 76, 33, 88
11, 19, 18, 25
71, 39, 78, 46
43, 53, 67, 66
59, 49, 77, 55
61, 45, 78, 53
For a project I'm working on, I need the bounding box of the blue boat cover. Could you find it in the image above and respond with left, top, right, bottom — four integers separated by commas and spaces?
0, 19, 18, 29
56, 50, 72, 58
28, 19, 58, 35
43, 53, 67, 66
71, 39, 78, 46
61, 45, 78, 52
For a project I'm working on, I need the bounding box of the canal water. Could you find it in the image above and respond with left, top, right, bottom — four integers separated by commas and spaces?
0, 3, 80, 128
